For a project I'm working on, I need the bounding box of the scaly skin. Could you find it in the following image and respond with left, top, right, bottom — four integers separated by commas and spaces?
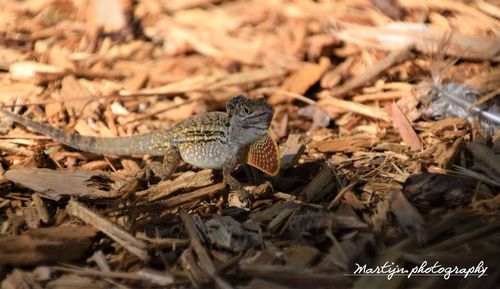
1, 95, 278, 208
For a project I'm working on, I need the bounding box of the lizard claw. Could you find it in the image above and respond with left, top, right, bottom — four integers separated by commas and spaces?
144, 166, 159, 186
228, 189, 252, 209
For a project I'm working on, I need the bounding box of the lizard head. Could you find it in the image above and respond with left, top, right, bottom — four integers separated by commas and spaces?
227, 95, 273, 145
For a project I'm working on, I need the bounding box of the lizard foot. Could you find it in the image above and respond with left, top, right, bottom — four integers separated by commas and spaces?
144, 150, 181, 186
228, 189, 252, 209
144, 162, 162, 186
144, 167, 159, 186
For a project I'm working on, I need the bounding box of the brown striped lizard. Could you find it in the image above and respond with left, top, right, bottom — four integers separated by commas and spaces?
1, 95, 280, 208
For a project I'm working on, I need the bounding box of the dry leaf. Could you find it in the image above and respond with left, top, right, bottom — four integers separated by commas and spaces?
391, 102, 422, 150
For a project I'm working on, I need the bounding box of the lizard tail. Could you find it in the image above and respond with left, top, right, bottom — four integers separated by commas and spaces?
1, 109, 167, 156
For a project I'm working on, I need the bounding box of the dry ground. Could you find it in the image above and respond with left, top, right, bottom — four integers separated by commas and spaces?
0, 0, 499, 288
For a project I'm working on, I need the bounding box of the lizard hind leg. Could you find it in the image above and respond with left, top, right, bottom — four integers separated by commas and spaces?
146, 147, 181, 183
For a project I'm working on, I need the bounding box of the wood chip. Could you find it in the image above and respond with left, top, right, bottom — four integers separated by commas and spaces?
391, 102, 422, 151
310, 134, 378, 153
279, 134, 306, 169
136, 169, 214, 200
269, 57, 331, 104
1, 1, 498, 287
283, 245, 320, 267
327, 48, 412, 98
0, 226, 96, 265
466, 141, 500, 181
299, 162, 339, 202
388, 190, 425, 240
9, 61, 65, 84
60, 75, 93, 113
318, 96, 390, 121
4, 168, 138, 201
330, 20, 500, 60
180, 210, 234, 289
161, 183, 226, 209
66, 200, 149, 261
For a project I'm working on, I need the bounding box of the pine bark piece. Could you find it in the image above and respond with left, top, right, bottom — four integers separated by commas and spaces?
4, 168, 138, 201
89, 0, 127, 34
330, 21, 499, 60
0, 226, 96, 265
317, 96, 390, 121
267, 206, 297, 233
465, 68, 500, 92
136, 269, 175, 286
136, 169, 214, 200
32, 193, 49, 223
402, 173, 472, 211
179, 210, 234, 289
288, 212, 338, 244
282, 57, 331, 95
60, 75, 92, 113
372, 0, 403, 19
22, 206, 40, 229
66, 200, 149, 261
9, 61, 65, 84
205, 216, 250, 252
310, 135, 377, 153
237, 264, 351, 287
161, 183, 226, 209
251, 201, 297, 224
391, 102, 422, 151
127, 67, 285, 96
299, 162, 339, 203
280, 134, 306, 170
327, 48, 412, 97
466, 141, 500, 181
335, 204, 369, 230
387, 190, 425, 239
241, 279, 295, 289
269, 57, 331, 105
283, 245, 320, 268
46, 275, 109, 289
180, 248, 211, 287
1, 269, 43, 289
49, 266, 175, 285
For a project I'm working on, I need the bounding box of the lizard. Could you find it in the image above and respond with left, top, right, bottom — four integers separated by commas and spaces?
0, 95, 280, 208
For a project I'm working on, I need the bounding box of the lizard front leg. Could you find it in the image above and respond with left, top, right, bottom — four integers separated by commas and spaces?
146, 146, 181, 182
223, 157, 251, 209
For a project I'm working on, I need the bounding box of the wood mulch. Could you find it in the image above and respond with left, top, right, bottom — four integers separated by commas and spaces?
0, 0, 499, 288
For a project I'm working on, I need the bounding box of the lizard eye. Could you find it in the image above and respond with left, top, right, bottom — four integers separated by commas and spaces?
241, 105, 250, 115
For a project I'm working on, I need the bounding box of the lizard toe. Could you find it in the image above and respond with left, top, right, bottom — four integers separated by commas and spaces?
228, 190, 252, 210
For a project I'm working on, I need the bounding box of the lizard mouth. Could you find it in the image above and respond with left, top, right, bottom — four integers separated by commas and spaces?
246, 105, 273, 119
241, 117, 271, 131
246, 111, 272, 126
247, 110, 270, 119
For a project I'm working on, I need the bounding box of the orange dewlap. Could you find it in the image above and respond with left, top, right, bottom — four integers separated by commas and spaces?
246, 132, 280, 176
